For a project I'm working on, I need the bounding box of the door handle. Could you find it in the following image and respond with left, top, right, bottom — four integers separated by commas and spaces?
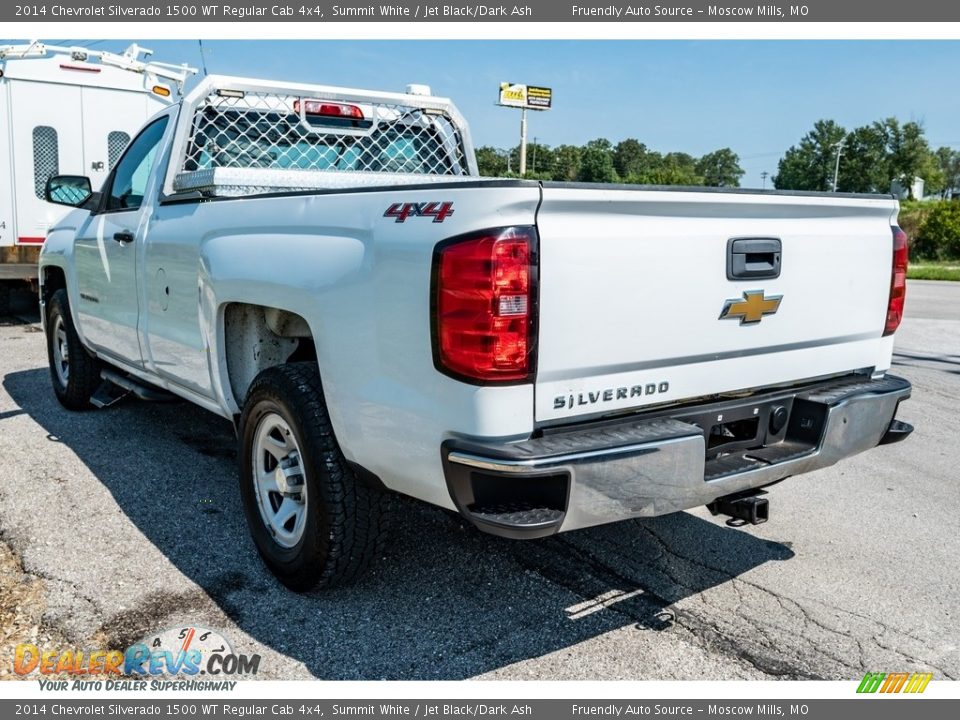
727, 237, 781, 280
113, 231, 135, 244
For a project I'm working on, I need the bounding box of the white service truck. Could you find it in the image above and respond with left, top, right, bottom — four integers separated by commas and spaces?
38, 75, 913, 590
0, 41, 194, 314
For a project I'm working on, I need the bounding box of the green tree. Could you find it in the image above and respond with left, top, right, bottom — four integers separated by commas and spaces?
836, 125, 890, 193
774, 119, 847, 191
696, 148, 744, 187
619, 149, 663, 184
526, 142, 554, 175
620, 151, 702, 186
475, 146, 507, 177
551, 144, 582, 181
876, 119, 943, 198
936, 147, 960, 197
504, 142, 555, 176
613, 138, 653, 178
577, 138, 618, 183
656, 152, 703, 185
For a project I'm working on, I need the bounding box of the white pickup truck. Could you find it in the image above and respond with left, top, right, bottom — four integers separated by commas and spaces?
38, 75, 913, 590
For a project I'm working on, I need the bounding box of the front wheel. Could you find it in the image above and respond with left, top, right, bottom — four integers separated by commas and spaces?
45, 288, 102, 410
238, 362, 390, 591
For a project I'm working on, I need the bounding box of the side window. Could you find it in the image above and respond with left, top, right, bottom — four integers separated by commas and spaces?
106, 117, 168, 212
107, 131, 132, 170
33, 126, 60, 199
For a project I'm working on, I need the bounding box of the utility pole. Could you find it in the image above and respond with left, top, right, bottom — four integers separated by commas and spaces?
832, 138, 845, 192
760, 171, 769, 189
519, 108, 528, 176
494, 148, 512, 174
532, 136, 537, 173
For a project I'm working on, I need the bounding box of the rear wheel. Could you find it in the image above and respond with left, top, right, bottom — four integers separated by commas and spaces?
46, 288, 101, 410
238, 362, 390, 591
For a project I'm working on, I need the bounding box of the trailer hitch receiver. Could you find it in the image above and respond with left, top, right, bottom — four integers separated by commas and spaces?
707, 490, 769, 526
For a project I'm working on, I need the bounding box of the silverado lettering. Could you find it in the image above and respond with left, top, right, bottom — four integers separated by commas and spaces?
553, 382, 670, 410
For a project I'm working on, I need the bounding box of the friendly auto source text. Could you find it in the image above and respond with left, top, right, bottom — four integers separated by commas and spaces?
570, 5, 805, 17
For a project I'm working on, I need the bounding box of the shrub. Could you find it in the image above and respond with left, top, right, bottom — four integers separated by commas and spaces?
916, 202, 960, 260
896, 200, 926, 246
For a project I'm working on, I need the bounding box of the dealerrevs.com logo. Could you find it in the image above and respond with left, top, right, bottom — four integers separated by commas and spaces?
857, 672, 933, 694
14, 625, 261, 690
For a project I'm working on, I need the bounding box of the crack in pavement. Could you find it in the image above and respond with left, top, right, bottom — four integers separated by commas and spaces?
634, 522, 955, 680
500, 531, 811, 679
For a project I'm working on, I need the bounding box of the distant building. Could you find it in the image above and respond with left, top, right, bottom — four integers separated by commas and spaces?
890, 176, 925, 200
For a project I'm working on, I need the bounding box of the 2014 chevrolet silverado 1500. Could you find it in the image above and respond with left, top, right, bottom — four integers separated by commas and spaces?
37, 76, 913, 589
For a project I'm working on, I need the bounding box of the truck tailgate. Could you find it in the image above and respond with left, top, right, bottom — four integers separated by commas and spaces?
534, 186, 899, 424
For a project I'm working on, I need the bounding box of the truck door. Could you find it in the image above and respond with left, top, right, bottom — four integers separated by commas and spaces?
9, 81, 85, 246
73, 115, 169, 363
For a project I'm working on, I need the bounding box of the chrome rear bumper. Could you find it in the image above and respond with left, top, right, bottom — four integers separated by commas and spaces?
442, 374, 912, 538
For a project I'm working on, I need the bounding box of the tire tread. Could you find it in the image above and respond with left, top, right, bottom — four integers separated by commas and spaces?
240, 362, 390, 590
47, 288, 101, 410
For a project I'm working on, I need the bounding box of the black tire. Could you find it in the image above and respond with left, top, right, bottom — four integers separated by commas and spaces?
0, 281, 11, 317
238, 362, 390, 591
46, 288, 102, 410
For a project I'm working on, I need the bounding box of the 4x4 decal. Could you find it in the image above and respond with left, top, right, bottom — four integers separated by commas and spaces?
384, 201, 455, 223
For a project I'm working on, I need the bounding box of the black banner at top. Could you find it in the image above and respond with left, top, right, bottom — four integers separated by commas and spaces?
4, 0, 960, 23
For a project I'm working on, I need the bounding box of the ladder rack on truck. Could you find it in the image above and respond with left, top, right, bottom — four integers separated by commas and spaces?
0, 41, 195, 314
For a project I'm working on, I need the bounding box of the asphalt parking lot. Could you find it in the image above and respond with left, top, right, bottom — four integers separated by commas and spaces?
0, 280, 957, 681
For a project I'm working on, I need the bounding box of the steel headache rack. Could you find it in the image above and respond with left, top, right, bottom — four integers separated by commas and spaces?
166, 75, 480, 198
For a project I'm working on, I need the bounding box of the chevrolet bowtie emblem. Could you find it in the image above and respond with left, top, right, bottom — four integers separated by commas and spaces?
719, 290, 783, 325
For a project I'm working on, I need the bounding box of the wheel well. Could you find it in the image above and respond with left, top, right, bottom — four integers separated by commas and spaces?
223, 303, 317, 406
41, 266, 66, 301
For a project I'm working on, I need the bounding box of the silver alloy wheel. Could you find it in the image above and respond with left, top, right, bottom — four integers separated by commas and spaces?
52, 314, 70, 388
251, 412, 308, 549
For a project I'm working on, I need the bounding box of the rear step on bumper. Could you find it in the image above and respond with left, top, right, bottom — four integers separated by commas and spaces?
879, 418, 914, 445
442, 374, 912, 539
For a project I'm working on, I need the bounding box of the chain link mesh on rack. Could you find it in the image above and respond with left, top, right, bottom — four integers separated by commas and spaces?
180, 89, 471, 180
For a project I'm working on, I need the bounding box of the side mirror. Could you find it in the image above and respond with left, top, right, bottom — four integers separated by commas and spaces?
45, 175, 93, 208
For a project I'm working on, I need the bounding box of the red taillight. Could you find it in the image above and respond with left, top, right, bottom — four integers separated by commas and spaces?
434, 227, 537, 383
293, 99, 364, 119
884, 227, 909, 336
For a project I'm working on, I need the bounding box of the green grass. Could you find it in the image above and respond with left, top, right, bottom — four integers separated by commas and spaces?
908, 263, 960, 281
